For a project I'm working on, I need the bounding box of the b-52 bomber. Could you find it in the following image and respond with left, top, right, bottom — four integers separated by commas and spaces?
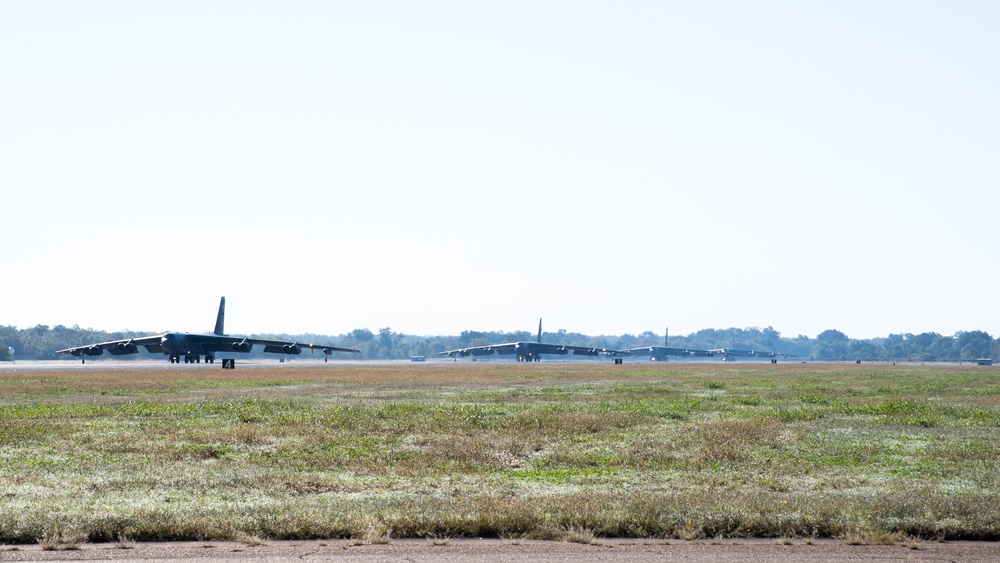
438, 319, 617, 362
57, 297, 360, 365
618, 328, 798, 362
617, 328, 714, 362
708, 348, 798, 361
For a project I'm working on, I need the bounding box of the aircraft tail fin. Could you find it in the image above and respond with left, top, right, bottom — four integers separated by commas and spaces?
214, 297, 226, 335
537, 318, 543, 343
664, 327, 668, 347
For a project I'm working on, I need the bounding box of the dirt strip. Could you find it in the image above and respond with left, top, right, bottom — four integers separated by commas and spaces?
1, 538, 999, 562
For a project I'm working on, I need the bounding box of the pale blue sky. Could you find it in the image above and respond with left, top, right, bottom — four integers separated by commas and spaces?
2, 1, 997, 339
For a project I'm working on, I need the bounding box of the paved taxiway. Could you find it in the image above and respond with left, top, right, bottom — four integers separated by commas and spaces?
0, 359, 444, 371
0, 358, 635, 372
0, 539, 999, 562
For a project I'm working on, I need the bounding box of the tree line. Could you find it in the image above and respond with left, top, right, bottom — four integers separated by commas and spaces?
1, 324, 998, 362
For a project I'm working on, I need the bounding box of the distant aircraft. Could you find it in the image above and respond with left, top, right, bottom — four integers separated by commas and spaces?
57, 297, 360, 365
708, 348, 798, 362
618, 328, 798, 362
618, 328, 714, 362
438, 319, 617, 362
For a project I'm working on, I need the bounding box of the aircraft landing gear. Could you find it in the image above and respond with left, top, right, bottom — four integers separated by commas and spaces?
168, 354, 214, 364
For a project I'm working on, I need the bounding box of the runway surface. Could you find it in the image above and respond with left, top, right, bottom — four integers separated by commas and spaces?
0, 358, 633, 371
0, 357, 362, 372
0, 359, 445, 371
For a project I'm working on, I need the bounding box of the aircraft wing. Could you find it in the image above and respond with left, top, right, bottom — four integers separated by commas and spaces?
173, 334, 361, 356
619, 346, 654, 355
437, 343, 512, 357
243, 337, 360, 355
621, 346, 714, 357
709, 348, 797, 358
564, 345, 620, 356
437, 342, 565, 357
438, 343, 619, 357
57, 335, 167, 357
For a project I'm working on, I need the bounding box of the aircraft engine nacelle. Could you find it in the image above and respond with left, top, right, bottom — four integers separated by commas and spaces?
265, 344, 302, 355
109, 342, 139, 355
83, 346, 104, 357
232, 341, 253, 353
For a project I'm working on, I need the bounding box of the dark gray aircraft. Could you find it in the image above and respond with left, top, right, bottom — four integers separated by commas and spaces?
57, 297, 360, 365
708, 348, 798, 361
618, 328, 714, 362
438, 319, 616, 362
618, 329, 797, 362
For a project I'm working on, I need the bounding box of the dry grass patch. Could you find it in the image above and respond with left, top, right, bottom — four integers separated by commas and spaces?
697, 416, 783, 465
38, 526, 86, 551
563, 526, 597, 544
840, 525, 912, 546
365, 524, 392, 544
235, 532, 268, 546
429, 535, 451, 546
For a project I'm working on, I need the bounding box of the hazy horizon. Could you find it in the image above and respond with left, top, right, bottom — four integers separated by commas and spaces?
3, 2, 997, 340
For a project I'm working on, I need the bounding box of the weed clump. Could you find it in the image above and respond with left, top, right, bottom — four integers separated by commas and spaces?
38, 526, 86, 551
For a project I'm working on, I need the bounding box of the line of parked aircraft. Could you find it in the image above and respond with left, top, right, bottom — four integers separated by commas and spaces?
57, 298, 796, 366
438, 324, 796, 363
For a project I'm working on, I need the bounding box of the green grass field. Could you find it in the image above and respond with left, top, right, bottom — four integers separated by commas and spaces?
0, 361, 997, 545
